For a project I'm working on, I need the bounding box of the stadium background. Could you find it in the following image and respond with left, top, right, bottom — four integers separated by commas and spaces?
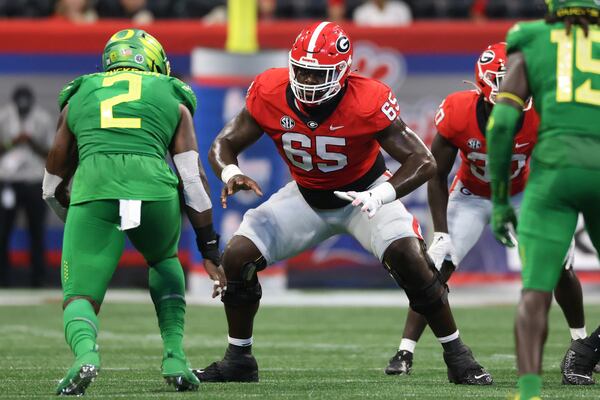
1, 0, 598, 293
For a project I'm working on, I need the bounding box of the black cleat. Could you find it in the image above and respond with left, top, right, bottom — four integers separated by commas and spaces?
561, 339, 598, 385
193, 346, 259, 382
443, 345, 493, 385
385, 350, 413, 375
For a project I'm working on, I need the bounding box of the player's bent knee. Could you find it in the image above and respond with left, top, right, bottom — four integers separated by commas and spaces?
222, 280, 263, 306
406, 273, 449, 316
222, 235, 266, 281
63, 295, 101, 314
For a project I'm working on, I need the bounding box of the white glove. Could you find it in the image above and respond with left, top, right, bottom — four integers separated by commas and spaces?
334, 182, 396, 219
428, 232, 457, 270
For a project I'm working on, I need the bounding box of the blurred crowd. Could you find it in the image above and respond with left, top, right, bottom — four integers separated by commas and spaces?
0, 0, 548, 23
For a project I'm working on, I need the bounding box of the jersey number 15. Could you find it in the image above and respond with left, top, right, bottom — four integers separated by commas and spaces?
551, 29, 600, 106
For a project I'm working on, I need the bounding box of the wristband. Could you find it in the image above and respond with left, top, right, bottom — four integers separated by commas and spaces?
194, 224, 222, 265
221, 164, 243, 184
370, 182, 397, 204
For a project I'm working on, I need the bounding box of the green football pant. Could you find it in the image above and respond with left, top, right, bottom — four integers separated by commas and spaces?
61, 198, 182, 305
518, 163, 600, 291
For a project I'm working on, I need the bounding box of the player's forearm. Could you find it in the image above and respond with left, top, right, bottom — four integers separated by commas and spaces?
487, 102, 521, 204
208, 137, 240, 178
427, 174, 449, 233
183, 205, 213, 230
387, 152, 436, 199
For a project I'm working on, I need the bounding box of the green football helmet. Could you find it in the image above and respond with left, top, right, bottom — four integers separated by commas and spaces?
102, 29, 171, 76
545, 0, 600, 12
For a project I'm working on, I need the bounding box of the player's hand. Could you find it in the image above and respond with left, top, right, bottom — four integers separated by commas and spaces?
335, 182, 396, 219
221, 174, 263, 209
491, 203, 518, 247
203, 259, 227, 298
428, 232, 458, 269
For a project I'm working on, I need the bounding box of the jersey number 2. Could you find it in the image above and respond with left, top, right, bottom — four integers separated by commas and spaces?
100, 73, 142, 128
551, 29, 600, 106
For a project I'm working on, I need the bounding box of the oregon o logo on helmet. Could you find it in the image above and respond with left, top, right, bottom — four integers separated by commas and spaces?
336, 36, 350, 54
479, 50, 495, 65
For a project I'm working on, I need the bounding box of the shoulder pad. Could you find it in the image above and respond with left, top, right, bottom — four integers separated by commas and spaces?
171, 78, 197, 115
57, 75, 85, 111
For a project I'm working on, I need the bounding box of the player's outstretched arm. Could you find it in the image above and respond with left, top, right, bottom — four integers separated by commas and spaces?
208, 107, 264, 208
426, 133, 459, 268
487, 51, 530, 247
377, 118, 437, 198
44, 106, 78, 222
334, 118, 436, 218
170, 104, 224, 297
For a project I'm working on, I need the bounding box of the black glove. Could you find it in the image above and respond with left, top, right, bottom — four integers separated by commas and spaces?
194, 224, 222, 265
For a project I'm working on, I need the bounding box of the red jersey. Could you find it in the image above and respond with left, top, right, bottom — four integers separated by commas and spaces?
434, 90, 539, 197
246, 68, 398, 203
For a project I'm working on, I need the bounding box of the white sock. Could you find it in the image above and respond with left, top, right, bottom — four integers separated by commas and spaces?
399, 338, 417, 353
437, 330, 460, 344
228, 336, 253, 347
570, 327, 587, 340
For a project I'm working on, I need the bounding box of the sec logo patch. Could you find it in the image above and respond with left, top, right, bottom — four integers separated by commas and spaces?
280, 116, 295, 130
467, 138, 482, 150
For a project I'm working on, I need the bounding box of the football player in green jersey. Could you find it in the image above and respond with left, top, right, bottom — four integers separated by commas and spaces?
486, 1, 600, 398
43, 29, 225, 395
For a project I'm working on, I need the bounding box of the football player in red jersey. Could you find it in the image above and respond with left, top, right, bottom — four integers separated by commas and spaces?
193, 21, 492, 386
385, 43, 589, 376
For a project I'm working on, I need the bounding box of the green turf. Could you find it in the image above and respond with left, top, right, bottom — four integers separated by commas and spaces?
1, 301, 599, 399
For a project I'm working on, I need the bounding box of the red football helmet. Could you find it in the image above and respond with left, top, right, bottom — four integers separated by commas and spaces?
289, 21, 353, 105
475, 42, 507, 104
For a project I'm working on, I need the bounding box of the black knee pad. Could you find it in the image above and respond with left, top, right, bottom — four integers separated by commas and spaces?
406, 272, 449, 316
222, 280, 262, 306
240, 256, 267, 282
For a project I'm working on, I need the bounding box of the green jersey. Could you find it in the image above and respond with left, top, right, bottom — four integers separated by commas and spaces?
506, 21, 600, 169
58, 70, 197, 204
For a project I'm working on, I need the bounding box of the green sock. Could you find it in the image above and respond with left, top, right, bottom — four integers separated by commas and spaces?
518, 373, 542, 400
63, 299, 98, 358
149, 257, 186, 356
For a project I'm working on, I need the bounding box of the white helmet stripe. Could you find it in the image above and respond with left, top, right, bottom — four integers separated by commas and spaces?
306, 21, 330, 58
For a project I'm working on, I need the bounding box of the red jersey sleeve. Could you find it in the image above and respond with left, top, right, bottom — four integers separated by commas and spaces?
245, 73, 263, 120
370, 83, 401, 132
434, 96, 457, 140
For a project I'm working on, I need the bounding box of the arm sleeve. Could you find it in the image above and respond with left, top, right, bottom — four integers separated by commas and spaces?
487, 102, 522, 204
57, 76, 84, 111
172, 79, 197, 115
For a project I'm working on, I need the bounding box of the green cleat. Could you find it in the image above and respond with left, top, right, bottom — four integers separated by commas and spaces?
162, 350, 200, 392
56, 348, 100, 396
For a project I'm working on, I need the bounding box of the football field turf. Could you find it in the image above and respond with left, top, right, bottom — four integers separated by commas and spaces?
1, 301, 600, 399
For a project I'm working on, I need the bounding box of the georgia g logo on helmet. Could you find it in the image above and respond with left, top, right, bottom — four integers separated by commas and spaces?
479, 50, 495, 65
336, 36, 350, 54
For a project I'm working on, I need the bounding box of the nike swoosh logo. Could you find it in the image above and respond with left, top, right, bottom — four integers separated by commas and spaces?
474, 373, 490, 379
515, 142, 529, 148
330, 124, 344, 131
